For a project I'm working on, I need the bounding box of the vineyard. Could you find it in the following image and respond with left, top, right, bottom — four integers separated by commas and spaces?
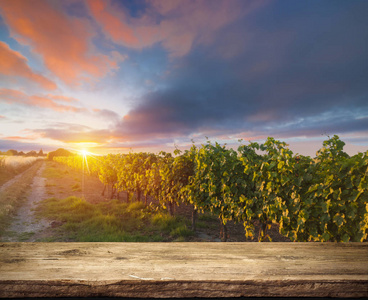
53, 135, 368, 242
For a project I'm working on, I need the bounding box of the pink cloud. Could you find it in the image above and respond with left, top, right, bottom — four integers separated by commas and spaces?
4, 135, 37, 141
29, 95, 81, 112
0, 0, 118, 85
46, 94, 79, 103
87, 0, 260, 57
87, 0, 140, 47
0, 41, 57, 90
0, 88, 83, 112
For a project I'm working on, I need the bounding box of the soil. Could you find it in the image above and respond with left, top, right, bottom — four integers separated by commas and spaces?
0, 160, 291, 242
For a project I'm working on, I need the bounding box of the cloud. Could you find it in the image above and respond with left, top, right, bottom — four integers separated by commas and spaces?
113, 89, 210, 142
0, 0, 118, 85
46, 94, 79, 103
0, 138, 54, 152
87, 0, 140, 48
3, 135, 37, 141
100, 137, 178, 152
34, 123, 111, 144
109, 0, 368, 146
0, 41, 57, 90
31, 122, 178, 151
267, 115, 368, 141
92, 108, 120, 122
0, 88, 84, 112
87, 0, 262, 57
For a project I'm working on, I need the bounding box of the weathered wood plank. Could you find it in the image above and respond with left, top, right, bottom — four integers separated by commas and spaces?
0, 242, 367, 298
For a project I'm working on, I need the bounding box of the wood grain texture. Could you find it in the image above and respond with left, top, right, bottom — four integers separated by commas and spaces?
0, 242, 367, 298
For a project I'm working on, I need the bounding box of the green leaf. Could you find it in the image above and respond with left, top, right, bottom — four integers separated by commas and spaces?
268, 161, 277, 169
307, 185, 318, 193
266, 181, 272, 191
277, 161, 285, 169
321, 202, 328, 213
342, 233, 350, 243
297, 217, 304, 226
321, 232, 331, 241
333, 214, 344, 227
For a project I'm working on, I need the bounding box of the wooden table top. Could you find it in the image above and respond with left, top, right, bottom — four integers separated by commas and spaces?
1, 242, 367, 298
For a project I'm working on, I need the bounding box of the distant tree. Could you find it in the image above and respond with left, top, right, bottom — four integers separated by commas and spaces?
26, 150, 37, 157
38, 149, 44, 157
47, 148, 74, 160
6, 149, 18, 156
18, 151, 26, 156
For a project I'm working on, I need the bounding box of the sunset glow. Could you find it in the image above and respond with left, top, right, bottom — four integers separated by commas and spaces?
0, 0, 367, 156
80, 150, 88, 157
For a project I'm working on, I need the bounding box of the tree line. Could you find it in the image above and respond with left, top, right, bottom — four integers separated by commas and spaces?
0, 149, 46, 157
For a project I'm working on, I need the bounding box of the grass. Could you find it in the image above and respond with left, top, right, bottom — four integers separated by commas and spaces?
170, 225, 194, 239
152, 213, 191, 233
194, 211, 219, 230
43, 164, 64, 179
18, 231, 35, 241
198, 212, 219, 222
35, 196, 195, 242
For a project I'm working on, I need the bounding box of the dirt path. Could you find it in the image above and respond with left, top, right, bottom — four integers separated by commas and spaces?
1, 161, 51, 242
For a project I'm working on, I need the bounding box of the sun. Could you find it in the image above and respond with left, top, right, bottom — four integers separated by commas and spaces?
78, 149, 93, 157
80, 149, 88, 157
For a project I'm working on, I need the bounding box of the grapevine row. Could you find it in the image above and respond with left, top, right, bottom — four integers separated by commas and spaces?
53, 135, 368, 242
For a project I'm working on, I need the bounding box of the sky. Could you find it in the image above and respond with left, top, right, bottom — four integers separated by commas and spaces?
0, 0, 367, 157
